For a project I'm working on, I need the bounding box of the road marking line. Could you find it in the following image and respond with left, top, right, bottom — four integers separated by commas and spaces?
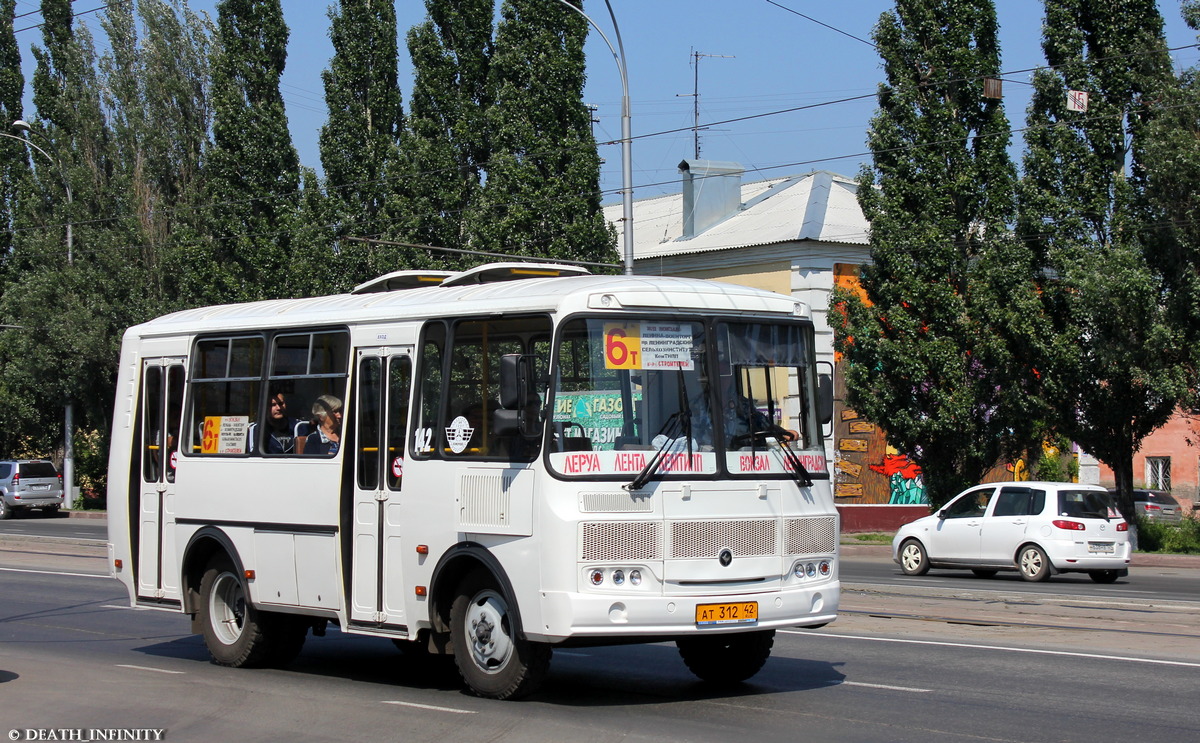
0, 566, 108, 579
381, 701, 475, 714
117, 664, 185, 674
836, 680, 931, 693
784, 629, 1200, 668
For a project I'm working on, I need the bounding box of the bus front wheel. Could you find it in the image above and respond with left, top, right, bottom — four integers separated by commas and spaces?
677, 629, 775, 684
449, 570, 550, 700
199, 556, 273, 668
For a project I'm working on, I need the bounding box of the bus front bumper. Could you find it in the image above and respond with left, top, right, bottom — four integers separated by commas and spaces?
529, 581, 839, 642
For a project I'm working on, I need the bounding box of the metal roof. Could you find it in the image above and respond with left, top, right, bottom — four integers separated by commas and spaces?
605, 170, 869, 260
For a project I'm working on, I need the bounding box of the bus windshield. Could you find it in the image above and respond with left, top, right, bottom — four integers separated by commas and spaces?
548, 317, 828, 480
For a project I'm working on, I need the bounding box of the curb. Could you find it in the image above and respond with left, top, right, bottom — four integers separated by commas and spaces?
839, 540, 1200, 568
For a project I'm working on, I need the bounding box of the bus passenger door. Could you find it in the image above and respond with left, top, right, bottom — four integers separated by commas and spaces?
136, 358, 185, 604
350, 349, 413, 631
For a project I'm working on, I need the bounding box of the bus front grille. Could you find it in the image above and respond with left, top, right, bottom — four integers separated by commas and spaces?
785, 516, 837, 555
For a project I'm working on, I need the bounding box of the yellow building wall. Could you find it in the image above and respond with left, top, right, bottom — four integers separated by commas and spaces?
668, 261, 791, 296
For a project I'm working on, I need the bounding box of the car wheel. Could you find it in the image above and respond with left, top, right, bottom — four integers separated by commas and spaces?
971, 569, 998, 578
450, 569, 551, 700
0, 498, 11, 520
677, 629, 775, 684
1017, 545, 1051, 582
899, 539, 930, 576
1089, 570, 1120, 584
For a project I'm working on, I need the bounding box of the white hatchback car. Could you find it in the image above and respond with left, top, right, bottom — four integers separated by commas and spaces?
892, 482, 1131, 583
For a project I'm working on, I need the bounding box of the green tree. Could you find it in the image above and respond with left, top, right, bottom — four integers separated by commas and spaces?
1018, 0, 1187, 521
836, 0, 1043, 508
464, 0, 614, 266
207, 0, 300, 302
319, 0, 408, 287
401, 0, 493, 259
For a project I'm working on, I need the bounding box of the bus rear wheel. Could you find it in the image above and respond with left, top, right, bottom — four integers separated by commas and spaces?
199, 555, 277, 668
677, 629, 775, 684
449, 570, 550, 700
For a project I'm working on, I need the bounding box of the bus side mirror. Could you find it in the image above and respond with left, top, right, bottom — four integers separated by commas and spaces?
499, 353, 540, 437
499, 354, 528, 410
816, 362, 834, 425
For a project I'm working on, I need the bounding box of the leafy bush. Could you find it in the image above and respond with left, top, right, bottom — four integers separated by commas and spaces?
1137, 516, 1200, 554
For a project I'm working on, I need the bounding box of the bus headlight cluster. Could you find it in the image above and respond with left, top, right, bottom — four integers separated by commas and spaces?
588, 568, 643, 587
792, 560, 832, 580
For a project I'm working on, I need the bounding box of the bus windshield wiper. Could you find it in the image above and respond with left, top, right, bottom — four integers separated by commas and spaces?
775, 436, 814, 488
625, 411, 683, 492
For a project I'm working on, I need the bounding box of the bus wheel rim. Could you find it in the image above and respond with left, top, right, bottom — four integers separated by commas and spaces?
210, 571, 246, 645
465, 590, 514, 674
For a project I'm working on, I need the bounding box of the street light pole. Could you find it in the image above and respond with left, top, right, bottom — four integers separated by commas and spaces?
552, 0, 634, 275
8, 120, 76, 507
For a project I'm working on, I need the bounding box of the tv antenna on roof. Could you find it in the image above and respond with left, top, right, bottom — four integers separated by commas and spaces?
677, 49, 734, 159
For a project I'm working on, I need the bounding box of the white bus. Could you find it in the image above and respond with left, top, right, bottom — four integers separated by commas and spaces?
107, 262, 839, 699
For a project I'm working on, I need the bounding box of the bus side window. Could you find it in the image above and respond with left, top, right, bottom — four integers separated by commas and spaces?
414, 323, 445, 458
387, 356, 411, 490
188, 336, 264, 456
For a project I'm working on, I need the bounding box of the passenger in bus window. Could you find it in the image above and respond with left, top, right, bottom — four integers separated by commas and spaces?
248, 390, 306, 455
298, 395, 342, 456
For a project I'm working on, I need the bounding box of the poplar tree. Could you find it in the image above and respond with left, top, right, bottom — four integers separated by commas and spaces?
319, 0, 406, 287
0, 0, 27, 274
836, 0, 1042, 507
207, 0, 300, 302
465, 0, 613, 265
402, 0, 493, 258
1, 0, 119, 477
1143, 1, 1200, 394
1018, 0, 1187, 520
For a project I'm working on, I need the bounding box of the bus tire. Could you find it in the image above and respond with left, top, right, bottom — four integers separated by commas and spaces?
264, 615, 308, 667
199, 555, 273, 668
449, 570, 551, 700
677, 628, 775, 684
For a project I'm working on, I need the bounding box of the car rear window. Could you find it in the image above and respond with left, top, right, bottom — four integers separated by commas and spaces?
1140, 492, 1178, 506
18, 461, 59, 478
1058, 490, 1119, 518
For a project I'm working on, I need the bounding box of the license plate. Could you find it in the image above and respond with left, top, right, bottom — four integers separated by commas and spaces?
695, 601, 758, 626
31, 484, 49, 491
1088, 542, 1114, 554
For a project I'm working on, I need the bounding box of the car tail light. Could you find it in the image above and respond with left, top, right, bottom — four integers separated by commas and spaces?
1116, 521, 1129, 532
1144, 504, 1161, 511
1052, 519, 1085, 531
10, 472, 18, 485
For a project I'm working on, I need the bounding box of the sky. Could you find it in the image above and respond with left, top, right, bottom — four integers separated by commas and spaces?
10, 1, 1200, 204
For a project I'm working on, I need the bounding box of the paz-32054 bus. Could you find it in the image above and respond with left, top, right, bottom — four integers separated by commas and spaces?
106, 263, 839, 699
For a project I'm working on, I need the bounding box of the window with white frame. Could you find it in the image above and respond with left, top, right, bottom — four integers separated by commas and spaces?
1146, 456, 1171, 491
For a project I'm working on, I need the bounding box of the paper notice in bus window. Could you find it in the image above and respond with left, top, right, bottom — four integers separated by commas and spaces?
201, 415, 249, 455
603, 322, 694, 371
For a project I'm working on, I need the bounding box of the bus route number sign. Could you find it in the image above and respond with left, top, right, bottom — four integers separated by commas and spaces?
604, 322, 694, 371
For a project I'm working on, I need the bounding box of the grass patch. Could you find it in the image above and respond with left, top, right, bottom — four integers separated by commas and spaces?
841, 532, 894, 545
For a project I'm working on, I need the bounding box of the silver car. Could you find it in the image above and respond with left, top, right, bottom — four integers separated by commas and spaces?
1131, 489, 1184, 524
0, 459, 65, 518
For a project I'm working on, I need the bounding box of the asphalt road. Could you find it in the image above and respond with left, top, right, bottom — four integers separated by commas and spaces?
1, 522, 1199, 741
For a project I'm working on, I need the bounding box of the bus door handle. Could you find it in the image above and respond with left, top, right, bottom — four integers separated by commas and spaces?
374, 490, 389, 502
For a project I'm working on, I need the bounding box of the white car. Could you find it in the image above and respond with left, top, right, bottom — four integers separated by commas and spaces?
892, 482, 1131, 583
